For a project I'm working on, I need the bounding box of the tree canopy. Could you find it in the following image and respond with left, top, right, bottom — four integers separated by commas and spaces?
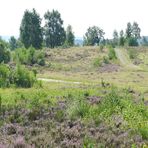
0, 42, 10, 63
20, 9, 43, 49
44, 10, 66, 48
9, 36, 18, 50
65, 25, 75, 46
125, 22, 141, 46
83, 26, 105, 46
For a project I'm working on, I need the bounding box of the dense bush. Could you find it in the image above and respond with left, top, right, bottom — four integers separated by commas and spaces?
14, 47, 45, 66
0, 42, 11, 63
0, 64, 36, 88
0, 64, 10, 87
13, 48, 28, 64
108, 47, 117, 60
14, 65, 36, 88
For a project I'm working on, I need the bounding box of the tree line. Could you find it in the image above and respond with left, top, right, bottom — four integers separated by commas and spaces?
1, 8, 148, 51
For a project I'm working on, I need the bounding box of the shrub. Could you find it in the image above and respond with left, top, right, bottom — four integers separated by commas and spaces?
93, 57, 102, 67
0, 42, 11, 63
102, 56, 110, 64
0, 64, 36, 88
14, 47, 46, 66
14, 48, 28, 64
27, 47, 36, 64
0, 64, 10, 87
108, 47, 117, 60
37, 58, 45, 66
35, 50, 46, 66
14, 65, 36, 88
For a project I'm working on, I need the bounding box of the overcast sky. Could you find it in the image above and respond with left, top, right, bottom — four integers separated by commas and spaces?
0, 0, 147, 38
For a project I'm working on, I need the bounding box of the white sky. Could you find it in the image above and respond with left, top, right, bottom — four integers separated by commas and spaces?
0, 0, 147, 38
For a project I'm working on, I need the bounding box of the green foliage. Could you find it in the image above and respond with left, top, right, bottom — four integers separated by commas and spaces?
119, 30, 125, 46
14, 48, 28, 64
126, 22, 132, 38
0, 64, 36, 88
9, 36, 18, 50
44, 10, 66, 48
93, 57, 102, 67
14, 47, 45, 66
0, 42, 11, 63
138, 126, 148, 140
0, 37, 9, 48
20, 9, 43, 49
108, 47, 117, 60
65, 25, 75, 46
113, 30, 119, 46
13, 65, 36, 88
83, 26, 105, 46
132, 22, 141, 39
93, 56, 109, 68
125, 22, 141, 46
67, 98, 90, 120
0, 64, 10, 87
37, 58, 45, 66
102, 56, 110, 64
0, 95, 2, 114
127, 37, 138, 46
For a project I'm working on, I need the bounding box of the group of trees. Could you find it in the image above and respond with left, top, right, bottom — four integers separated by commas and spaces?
0, 9, 146, 51
83, 22, 141, 47
112, 22, 141, 46
83, 26, 105, 46
20, 9, 75, 49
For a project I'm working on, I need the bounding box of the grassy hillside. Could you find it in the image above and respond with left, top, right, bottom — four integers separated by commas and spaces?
0, 46, 148, 147
38, 46, 148, 96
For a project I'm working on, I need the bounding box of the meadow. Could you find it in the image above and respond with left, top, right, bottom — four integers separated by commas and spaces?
0, 46, 148, 147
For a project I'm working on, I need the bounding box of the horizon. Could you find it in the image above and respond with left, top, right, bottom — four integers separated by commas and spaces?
0, 0, 148, 39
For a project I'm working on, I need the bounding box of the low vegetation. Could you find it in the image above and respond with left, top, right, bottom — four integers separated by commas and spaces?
0, 82, 147, 147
